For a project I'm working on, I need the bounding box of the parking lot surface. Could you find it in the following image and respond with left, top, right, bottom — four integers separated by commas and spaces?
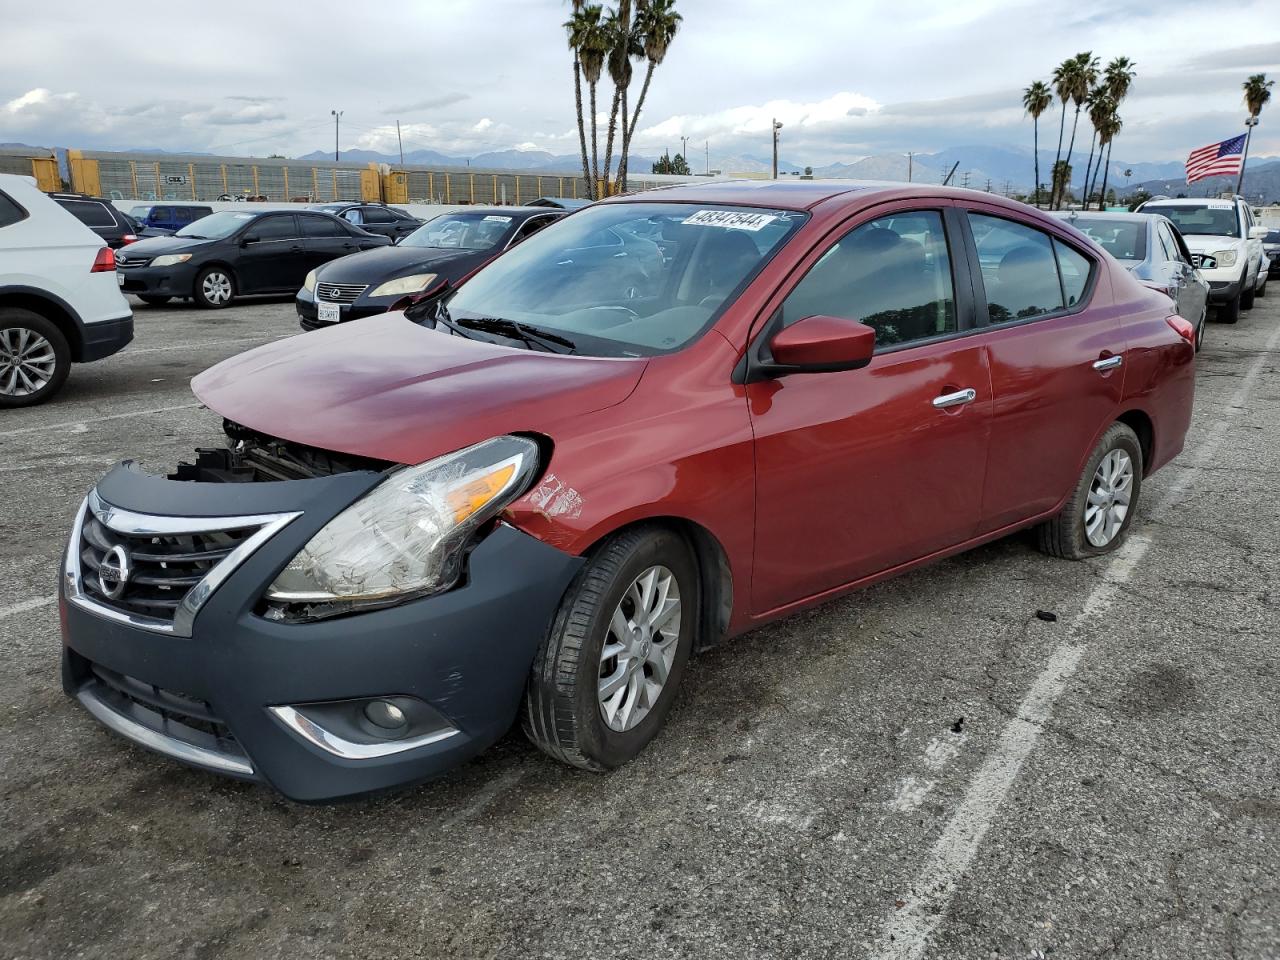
1, 295, 1278, 959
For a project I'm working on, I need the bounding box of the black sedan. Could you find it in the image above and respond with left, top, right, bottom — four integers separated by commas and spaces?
116, 210, 392, 308
296, 207, 564, 330
309, 202, 422, 240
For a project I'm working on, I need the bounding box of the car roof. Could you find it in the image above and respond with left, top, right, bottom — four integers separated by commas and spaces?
429, 206, 564, 217
603, 179, 1041, 213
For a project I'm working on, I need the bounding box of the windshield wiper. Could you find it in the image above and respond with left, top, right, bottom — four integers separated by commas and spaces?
454, 316, 577, 354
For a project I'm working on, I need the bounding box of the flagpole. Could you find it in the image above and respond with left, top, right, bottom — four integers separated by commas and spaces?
1236, 116, 1258, 194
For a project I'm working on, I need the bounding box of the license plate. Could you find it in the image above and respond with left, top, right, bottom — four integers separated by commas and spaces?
117, 273, 124, 287
317, 301, 341, 324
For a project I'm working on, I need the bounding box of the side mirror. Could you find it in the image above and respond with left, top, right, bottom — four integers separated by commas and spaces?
1249, 225, 1269, 240
241, 234, 260, 246
765, 314, 876, 374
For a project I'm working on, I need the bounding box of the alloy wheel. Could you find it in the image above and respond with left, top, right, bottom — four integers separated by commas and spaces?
598, 565, 682, 732
1084, 448, 1134, 547
0, 327, 58, 397
202, 271, 233, 305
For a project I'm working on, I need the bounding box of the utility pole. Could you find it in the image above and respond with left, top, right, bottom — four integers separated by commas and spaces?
396, 120, 404, 166
680, 136, 689, 162
705, 140, 710, 176
906, 151, 914, 183
331, 109, 343, 162
961, 170, 971, 189
985, 177, 992, 193
772, 119, 783, 179
1237, 115, 1260, 194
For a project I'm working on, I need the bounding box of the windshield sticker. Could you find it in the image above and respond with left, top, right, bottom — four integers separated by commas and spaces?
682, 210, 779, 231
483, 215, 513, 223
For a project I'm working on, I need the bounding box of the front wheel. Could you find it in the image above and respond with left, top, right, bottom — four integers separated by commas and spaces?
1195, 309, 1206, 352
0, 309, 71, 408
1037, 422, 1143, 560
1219, 290, 1241, 324
193, 267, 235, 309
1241, 275, 1255, 310
523, 526, 697, 771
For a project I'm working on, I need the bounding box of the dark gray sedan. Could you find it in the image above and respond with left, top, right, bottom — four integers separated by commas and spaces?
1053, 211, 1211, 351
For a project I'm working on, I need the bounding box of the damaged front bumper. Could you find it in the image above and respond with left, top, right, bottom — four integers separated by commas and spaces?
60, 460, 582, 802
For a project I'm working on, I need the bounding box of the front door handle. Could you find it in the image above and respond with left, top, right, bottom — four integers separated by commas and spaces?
1093, 355, 1123, 372
932, 387, 977, 409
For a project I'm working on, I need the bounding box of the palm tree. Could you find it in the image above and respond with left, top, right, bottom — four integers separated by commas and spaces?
1091, 57, 1136, 205
1022, 81, 1052, 206
1062, 52, 1100, 207
1096, 109, 1122, 210
1081, 86, 1109, 208
601, 0, 637, 193
565, 3, 608, 198
1051, 57, 1077, 206
564, 2, 593, 198
620, 0, 682, 191
1238, 73, 1273, 193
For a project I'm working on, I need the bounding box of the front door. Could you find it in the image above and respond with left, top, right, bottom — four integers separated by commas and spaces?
958, 206, 1127, 532
747, 204, 992, 614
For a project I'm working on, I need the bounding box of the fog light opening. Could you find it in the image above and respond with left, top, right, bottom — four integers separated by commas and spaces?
363, 699, 409, 734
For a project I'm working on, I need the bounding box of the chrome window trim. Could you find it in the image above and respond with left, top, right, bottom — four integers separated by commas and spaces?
269, 705, 461, 760
77, 684, 255, 777
64, 490, 300, 637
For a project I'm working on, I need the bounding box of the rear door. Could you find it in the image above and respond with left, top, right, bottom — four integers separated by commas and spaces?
299, 214, 362, 272
958, 204, 1125, 533
747, 201, 993, 613
236, 213, 304, 292
359, 206, 399, 238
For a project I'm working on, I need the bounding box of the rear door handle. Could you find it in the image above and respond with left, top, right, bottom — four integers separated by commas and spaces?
932, 388, 977, 409
1093, 355, 1123, 371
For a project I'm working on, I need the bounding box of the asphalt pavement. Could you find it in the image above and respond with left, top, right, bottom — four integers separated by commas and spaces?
1, 293, 1277, 959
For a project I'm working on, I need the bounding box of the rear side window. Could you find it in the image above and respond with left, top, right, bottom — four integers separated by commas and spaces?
251, 215, 298, 240
969, 214, 1064, 322
782, 210, 957, 348
151, 206, 173, 222
300, 215, 346, 238
60, 199, 116, 228
0, 191, 27, 228
1054, 240, 1092, 307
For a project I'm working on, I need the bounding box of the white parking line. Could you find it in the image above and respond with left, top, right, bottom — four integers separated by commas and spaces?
124, 334, 291, 356
0, 402, 204, 438
0, 596, 56, 621
874, 325, 1280, 960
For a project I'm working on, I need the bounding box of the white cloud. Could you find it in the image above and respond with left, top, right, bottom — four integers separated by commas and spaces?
637, 92, 882, 146
472, 117, 494, 132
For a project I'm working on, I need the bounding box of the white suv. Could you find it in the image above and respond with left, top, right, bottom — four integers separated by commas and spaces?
0, 173, 133, 406
1137, 195, 1268, 323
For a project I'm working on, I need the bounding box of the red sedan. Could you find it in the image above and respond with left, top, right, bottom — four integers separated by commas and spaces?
61, 182, 1195, 800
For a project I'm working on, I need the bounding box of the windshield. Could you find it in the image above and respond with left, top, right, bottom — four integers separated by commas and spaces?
175, 211, 256, 239
1151, 205, 1239, 238
444, 202, 807, 357
129, 206, 153, 219
401, 213, 517, 251
1068, 218, 1146, 262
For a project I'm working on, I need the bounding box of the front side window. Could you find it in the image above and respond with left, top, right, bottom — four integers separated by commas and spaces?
780, 210, 956, 348
444, 202, 806, 357
341, 208, 363, 225
970, 214, 1065, 322
129, 205, 153, 220
1151, 205, 1241, 238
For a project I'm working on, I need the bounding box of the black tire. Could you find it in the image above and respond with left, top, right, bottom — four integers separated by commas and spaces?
1038, 422, 1143, 561
1219, 291, 1241, 324
0, 308, 71, 408
1241, 276, 1255, 310
1256, 274, 1266, 298
1195, 309, 1206, 352
523, 525, 698, 771
193, 266, 235, 309
137, 295, 171, 306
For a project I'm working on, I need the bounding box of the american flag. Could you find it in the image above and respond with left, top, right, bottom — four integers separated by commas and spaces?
1185, 134, 1246, 184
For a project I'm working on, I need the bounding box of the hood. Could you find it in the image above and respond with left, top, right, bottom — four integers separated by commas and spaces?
192, 312, 647, 465
117, 234, 211, 258
315, 245, 476, 284
1179, 234, 1241, 253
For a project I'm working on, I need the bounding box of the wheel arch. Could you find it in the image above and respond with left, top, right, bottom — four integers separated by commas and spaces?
1116, 408, 1155, 475
579, 515, 733, 652
0, 287, 85, 359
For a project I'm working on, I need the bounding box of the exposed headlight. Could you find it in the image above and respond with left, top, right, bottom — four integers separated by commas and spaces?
1209, 249, 1237, 268
264, 436, 539, 615
303, 269, 317, 293
370, 273, 438, 298
150, 253, 192, 267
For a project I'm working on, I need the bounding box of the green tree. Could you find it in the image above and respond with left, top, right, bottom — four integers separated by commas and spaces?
1095, 110, 1122, 210
619, 0, 682, 192
1050, 57, 1077, 206
1022, 80, 1052, 207
565, 2, 593, 198
1238, 73, 1274, 192
1061, 52, 1099, 207
601, 0, 637, 191
1089, 57, 1136, 207
565, 3, 609, 198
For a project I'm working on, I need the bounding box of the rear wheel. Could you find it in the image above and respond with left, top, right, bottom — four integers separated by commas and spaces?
0, 309, 71, 408
193, 267, 235, 309
523, 526, 697, 771
1038, 422, 1143, 560
138, 295, 171, 306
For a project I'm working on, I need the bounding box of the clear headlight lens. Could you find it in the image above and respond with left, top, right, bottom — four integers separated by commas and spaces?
370, 273, 438, 298
150, 253, 192, 267
303, 269, 317, 292
1210, 249, 1237, 268
264, 436, 539, 612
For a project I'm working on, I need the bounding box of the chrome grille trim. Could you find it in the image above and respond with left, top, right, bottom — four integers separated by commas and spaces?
315, 281, 368, 303
63, 490, 300, 637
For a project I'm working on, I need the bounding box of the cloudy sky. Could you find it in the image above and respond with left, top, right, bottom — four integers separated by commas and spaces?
2, 0, 1277, 165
